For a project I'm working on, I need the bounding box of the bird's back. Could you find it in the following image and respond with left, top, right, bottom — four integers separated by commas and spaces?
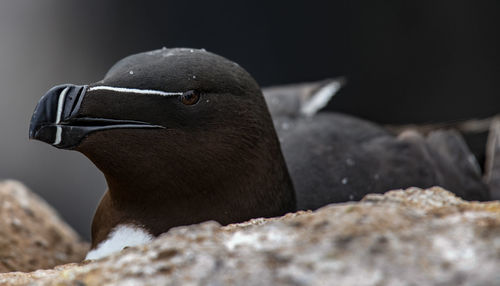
277, 112, 490, 210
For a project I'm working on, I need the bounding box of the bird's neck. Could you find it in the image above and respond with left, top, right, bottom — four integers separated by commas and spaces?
79, 128, 296, 238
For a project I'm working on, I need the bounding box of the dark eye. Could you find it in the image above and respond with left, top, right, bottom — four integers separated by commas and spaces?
180, 90, 200, 105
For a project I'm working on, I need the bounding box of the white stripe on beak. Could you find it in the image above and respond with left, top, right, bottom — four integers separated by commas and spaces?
53, 86, 70, 145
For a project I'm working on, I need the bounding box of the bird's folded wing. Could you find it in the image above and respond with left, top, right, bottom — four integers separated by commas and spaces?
262, 77, 346, 118
486, 117, 500, 199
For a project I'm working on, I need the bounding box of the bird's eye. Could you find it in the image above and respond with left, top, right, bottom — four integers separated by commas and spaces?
180, 90, 200, 105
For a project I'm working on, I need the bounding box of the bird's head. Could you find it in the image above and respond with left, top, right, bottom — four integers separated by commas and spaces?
29, 48, 295, 227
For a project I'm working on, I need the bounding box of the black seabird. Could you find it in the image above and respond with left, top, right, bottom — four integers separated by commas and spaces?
29, 48, 490, 259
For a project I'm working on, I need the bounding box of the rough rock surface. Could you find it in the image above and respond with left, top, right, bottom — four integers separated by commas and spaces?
2, 187, 500, 285
0, 180, 88, 273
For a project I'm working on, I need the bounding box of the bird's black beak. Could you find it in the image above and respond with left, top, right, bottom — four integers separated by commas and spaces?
29, 84, 88, 149
29, 84, 164, 149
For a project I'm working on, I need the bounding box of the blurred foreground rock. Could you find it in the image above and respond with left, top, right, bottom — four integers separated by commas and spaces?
2, 187, 500, 285
0, 181, 87, 273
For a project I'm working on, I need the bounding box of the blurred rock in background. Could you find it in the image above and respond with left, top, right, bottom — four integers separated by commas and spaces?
0, 181, 87, 272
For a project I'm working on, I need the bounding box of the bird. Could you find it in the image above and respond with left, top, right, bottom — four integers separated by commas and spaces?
29, 48, 490, 259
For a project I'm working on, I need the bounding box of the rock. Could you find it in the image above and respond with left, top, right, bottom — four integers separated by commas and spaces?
0, 180, 88, 273
1, 187, 500, 285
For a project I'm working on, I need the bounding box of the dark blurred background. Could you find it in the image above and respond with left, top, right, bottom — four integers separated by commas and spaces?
0, 0, 498, 239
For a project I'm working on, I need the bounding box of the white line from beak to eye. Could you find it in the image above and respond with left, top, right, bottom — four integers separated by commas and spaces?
87, 86, 183, 97
53, 86, 70, 145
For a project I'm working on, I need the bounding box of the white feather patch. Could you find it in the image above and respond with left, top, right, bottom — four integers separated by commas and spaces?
300, 80, 343, 117
85, 224, 154, 260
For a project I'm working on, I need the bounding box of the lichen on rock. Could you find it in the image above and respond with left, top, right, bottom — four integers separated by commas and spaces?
2, 186, 500, 285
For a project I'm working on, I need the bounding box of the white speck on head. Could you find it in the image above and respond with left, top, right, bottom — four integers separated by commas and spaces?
190, 49, 194, 53
85, 224, 153, 260
206, 99, 210, 103
87, 86, 183, 97
346, 158, 355, 166
349, 194, 354, 200
192, 75, 197, 79
300, 80, 343, 117
374, 174, 380, 180
53, 86, 70, 145
341, 177, 348, 184
129, 70, 134, 75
